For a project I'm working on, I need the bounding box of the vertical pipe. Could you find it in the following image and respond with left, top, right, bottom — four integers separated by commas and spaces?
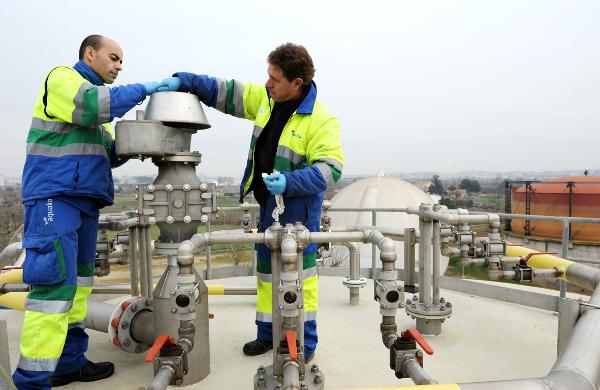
371, 211, 377, 279
297, 250, 305, 349
282, 362, 300, 389
251, 250, 257, 276
418, 219, 425, 303
568, 182, 573, 241
403, 228, 416, 290
138, 226, 149, 298
145, 227, 153, 297
432, 221, 441, 304
271, 248, 281, 370
420, 219, 433, 306
206, 218, 212, 280
129, 227, 139, 296
344, 242, 360, 305
560, 222, 569, 299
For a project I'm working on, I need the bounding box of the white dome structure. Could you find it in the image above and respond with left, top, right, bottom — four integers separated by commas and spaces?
326, 171, 449, 274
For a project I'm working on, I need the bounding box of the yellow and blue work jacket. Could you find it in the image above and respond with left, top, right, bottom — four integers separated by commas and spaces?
21, 61, 146, 207
175, 72, 344, 354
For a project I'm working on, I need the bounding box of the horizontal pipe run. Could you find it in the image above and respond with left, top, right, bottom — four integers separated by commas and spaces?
403, 357, 438, 385
566, 257, 600, 265
144, 365, 175, 390
423, 210, 499, 226
0, 242, 21, 261
0, 269, 22, 284
308, 231, 368, 244
0, 292, 26, 311
330, 225, 411, 241
471, 211, 600, 225
507, 245, 600, 289
0, 284, 28, 294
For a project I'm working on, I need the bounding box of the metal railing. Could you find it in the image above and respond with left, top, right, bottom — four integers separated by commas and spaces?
327, 206, 600, 298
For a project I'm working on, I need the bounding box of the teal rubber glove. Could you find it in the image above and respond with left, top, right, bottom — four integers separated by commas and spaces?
157, 77, 182, 92
142, 81, 161, 95
263, 172, 286, 195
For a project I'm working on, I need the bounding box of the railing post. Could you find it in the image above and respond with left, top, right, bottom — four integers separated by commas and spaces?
371, 210, 377, 279
560, 221, 569, 298
206, 218, 212, 280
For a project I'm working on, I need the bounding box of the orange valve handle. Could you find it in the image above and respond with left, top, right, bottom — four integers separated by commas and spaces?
402, 328, 434, 356
285, 331, 298, 361
145, 335, 176, 363
523, 252, 558, 262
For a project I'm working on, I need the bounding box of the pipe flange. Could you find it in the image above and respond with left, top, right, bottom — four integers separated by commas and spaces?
253, 363, 325, 390
342, 277, 368, 288
405, 300, 452, 320
108, 296, 153, 354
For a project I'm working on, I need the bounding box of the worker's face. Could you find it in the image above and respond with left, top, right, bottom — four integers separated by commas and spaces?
85, 38, 123, 84
265, 63, 303, 103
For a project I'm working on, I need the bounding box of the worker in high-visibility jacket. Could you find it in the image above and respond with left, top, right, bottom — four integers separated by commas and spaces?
13, 34, 178, 389
161, 43, 344, 362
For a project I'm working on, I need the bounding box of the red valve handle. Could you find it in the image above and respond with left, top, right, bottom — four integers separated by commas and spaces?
523, 252, 558, 262
285, 331, 298, 361
401, 328, 434, 356
145, 335, 176, 363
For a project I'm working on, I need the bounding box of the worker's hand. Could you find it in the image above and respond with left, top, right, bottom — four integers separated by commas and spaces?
157, 77, 182, 92
142, 81, 161, 95
263, 172, 286, 195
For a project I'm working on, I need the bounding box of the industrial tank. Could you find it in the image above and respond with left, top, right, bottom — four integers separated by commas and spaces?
511, 176, 600, 242
328, 171, 449, 273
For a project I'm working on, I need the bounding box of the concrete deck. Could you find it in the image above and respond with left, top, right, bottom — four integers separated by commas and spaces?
0, 275, 559, 389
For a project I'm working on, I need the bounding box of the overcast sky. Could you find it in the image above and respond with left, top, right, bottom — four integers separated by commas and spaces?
1, 0, 599, 178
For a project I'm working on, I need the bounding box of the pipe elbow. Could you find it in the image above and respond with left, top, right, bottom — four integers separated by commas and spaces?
380, 238, 397, 262
177, 240, 196, 267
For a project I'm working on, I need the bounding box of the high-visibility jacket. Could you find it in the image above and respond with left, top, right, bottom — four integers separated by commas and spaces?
175, 73, 344, 355
21, 63, 146, 206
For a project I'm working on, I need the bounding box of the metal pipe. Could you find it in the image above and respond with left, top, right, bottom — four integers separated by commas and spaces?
0, 242, 21, 263
419, 218, 433, 305
271, 242, 282, 370
432, 221, 441, 304
282, 361, 300, 389
308, 231, 368, 244
129, 227, 139, 296
548, 285, 600, 390
341, 242, 360, 304
403, 228, 416, 290
129, 310, 155, 345
402, 356, 438, 385
372, 210, 377, 279
471, 211, 600, 225
296, 248, 305, 351
144, 365, 175, 390
330, 225, 411, 241
144, 226, 154, 296
0, 284, 28, 293
380, 315, 398, 349
138, 227, 149, 298
85, 301, 116, 333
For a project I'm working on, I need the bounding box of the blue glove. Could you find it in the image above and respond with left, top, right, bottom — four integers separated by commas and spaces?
157, 77, 182, 92
263, 172, 286, 195
142, 81, 161, 95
